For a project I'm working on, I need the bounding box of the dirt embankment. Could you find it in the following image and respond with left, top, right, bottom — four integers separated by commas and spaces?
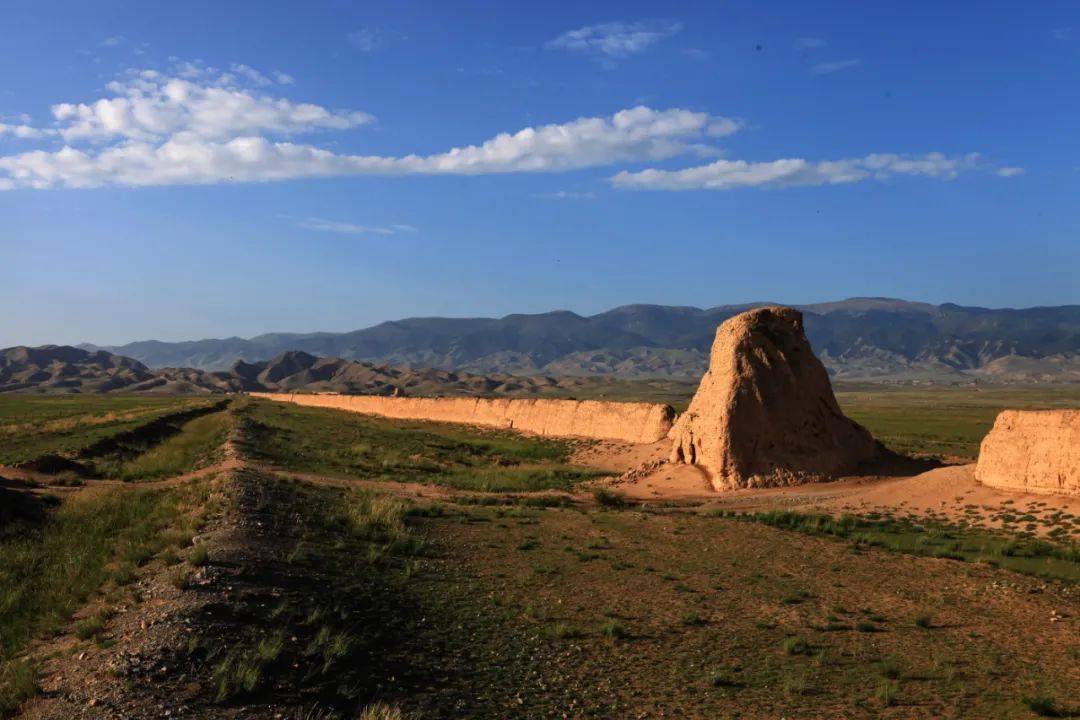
976, 410, 1080, 496
249, 392, 675, 444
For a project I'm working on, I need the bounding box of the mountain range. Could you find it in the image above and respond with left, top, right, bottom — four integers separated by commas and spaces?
0, 346, 607, 396
79, 298, 1080, 384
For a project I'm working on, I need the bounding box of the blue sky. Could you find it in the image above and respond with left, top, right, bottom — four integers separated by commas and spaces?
1, 0, 1077, 347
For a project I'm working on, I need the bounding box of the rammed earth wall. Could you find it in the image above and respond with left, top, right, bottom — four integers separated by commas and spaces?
249, 392, 675, 444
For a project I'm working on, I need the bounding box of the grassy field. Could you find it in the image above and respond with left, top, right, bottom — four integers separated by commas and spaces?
720, 509, 1079, 581
240, 399, 603, 491
92, 404, 232, 481
0, 480, 214, 715
521, 377, 700, 412
1, 390, 1077, 718
381, 501, 1078, 718
0, 395, 223, 467
0, 395, 189, 428
834, 384, 1080, 459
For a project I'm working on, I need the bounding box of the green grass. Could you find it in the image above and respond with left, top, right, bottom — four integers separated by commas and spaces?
0, 395, 219, 466
834, 384, 1080, 459
0, 660, 35, 717
0, 395, 189, 428
593, 488, 630, 508
1022, 695, 1068, 717
358, 703, 406, 720
104, 408, 231, 481
241, 399, 600, 492
0, 481, 210, 714
197, 472, 430, 708
720, 510, 1079, 581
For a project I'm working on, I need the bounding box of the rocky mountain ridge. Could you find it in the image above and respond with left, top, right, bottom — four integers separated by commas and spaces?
0, 346, 598, 396
78, 298, 1080, 383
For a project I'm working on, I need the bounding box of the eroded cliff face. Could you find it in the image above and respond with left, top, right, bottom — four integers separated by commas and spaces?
975, 410, 1080, 496
668, 306, 880, 491
249, 393, 675, 444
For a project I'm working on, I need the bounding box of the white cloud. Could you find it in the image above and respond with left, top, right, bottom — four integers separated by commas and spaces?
101, 36, 124, 47
0, 74, 740, 189
546, 21, 682, 58
533, 190, 597, 199
610, 153, 984, 191
348, 28, 381, 52
795, 37, 827, 50
273, 71, 295, 85
996, 166, 1025, 177
0, 61, 1001, 196
298, 218, 414, 235
230, 63, 273, 87
0, 123, 52, 139
46, 67, 373, 143
810, 59, 860, 75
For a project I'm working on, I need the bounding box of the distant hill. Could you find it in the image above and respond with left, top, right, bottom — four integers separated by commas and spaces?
0, 345, 159, 393
0, 346, 607, 396
80, 298, 1080, 383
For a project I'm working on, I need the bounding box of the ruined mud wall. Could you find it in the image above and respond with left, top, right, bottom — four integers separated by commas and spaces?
249, 392, 675, 444
668, 306, 879, 491
974, 410, 1080, 496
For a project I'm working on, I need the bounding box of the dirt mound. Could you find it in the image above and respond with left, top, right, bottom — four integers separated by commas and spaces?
669, 306, 880, 491
975, 410, 1080, 496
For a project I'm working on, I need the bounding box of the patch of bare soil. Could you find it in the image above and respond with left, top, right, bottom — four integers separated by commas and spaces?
576, 441, 1079, 536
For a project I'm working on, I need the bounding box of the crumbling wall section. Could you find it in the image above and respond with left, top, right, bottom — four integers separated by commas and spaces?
975, 410, 1080, 496
249, 392, 675, 444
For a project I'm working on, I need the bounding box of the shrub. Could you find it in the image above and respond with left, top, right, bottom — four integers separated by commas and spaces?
592, 488, 628, 509
74, 609, 112, 640
782, 636, 811, 655
599, 619, 626, 639
877, 680, 899, 707
167, 566, 192, 590
546, 622, 583, 640
0, 659, 37, 717
188, 543, 210, 567
213, 650, 264, 702
1023, 696, 1064, 717
877, 657, 903, 680
359, 703, 406, 720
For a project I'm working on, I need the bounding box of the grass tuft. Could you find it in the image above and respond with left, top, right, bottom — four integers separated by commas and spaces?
592, 488, 629, 509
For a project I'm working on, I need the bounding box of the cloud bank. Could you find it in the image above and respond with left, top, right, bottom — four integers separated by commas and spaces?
611, 153, 989, 191
546, 21, 682, 57
0, 66, 739, 189
297, 218, 417, 235
0, 61, 1017, 193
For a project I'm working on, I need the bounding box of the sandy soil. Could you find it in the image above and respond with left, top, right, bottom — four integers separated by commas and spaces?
575, 441, 1080, 533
